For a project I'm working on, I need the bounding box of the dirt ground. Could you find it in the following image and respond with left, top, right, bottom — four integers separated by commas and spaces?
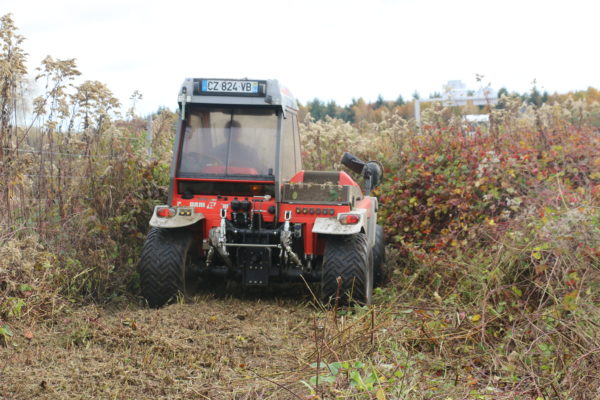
1, 285, 327, 400
2, 280, 565, 400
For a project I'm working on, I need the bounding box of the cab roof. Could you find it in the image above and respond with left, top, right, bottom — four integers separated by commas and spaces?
178, 78, 298, 111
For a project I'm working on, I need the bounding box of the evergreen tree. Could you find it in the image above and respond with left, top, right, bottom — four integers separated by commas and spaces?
307, 98, 326, 120
325, 100, 337, 118
528, 87, 542, 106
337, 105, 354, 123
495, 87, 509, 109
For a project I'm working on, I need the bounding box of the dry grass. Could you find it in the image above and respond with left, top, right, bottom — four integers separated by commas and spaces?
1, 291, 319, 400
0, 289, 449, 400
5, 279, 592, 400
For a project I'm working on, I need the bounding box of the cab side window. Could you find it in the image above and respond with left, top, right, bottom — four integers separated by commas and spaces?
281, 113, 297, 181
292, 114, 302, 172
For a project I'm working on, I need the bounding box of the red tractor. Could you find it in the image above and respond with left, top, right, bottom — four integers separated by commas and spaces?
139, 78, 386, 307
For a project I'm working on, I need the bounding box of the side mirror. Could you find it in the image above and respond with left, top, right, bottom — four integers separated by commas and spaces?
363, 160, 383, 193
341, 152, 365, 175
341, 152, 384, 195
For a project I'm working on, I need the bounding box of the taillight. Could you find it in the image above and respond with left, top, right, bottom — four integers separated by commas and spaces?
339, 213, 360, 225
250, 185, 262, 196
156, 207, 176, 218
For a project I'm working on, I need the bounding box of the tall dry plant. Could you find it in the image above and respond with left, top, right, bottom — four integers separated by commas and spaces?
0, 14, 27, 225
0, 14, 176, 310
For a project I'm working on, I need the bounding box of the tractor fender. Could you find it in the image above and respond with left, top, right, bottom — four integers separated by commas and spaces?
312, 208, 367, 235
149, 206, 205, 228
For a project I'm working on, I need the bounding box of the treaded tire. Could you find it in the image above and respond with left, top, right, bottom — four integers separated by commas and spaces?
139, 227, 194, 308
321, 233, 373, 306
373, 224, 388, 287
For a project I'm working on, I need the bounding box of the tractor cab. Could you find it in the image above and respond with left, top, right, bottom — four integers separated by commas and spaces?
168, 78, 301, 206
139, 78, 386, 308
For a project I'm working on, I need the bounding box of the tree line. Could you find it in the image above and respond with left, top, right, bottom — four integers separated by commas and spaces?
301, 86, 600, 123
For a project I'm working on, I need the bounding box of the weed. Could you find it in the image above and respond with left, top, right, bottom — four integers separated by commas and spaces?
0, 323, 13, 346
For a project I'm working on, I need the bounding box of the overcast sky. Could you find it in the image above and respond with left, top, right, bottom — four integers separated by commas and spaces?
5, 0, 600, 115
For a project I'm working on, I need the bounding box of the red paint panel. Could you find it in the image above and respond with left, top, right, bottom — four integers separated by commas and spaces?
338, 171, 360, 187
175, 177, 274, 184
288, 170, 359, 187
289, 170, 305, 183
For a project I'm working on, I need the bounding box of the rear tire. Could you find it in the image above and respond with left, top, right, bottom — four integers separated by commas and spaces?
373, 224, 388, 287
321, 233, 373, 306
139, 227, 194, 308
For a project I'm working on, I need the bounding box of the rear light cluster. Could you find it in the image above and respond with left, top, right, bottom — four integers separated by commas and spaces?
156, 207, 194, 218
156, 207, 176, 218
338, 213, 361, 225
295, 207, 336, 216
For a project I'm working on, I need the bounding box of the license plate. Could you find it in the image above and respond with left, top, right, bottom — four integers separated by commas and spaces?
201, 79, 259, 94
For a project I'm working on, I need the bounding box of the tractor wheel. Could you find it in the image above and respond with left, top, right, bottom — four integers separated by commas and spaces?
139, 227, 194, 308
373, 224, 389, 287
321, 233, 373, 306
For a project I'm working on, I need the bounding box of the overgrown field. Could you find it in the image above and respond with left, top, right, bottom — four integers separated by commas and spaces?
2, 13, 600, 400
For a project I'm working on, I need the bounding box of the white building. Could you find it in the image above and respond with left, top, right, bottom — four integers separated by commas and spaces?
415, 80, 498, 125
441, 80, 497, 107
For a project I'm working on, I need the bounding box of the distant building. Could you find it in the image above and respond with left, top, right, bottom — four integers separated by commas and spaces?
464, 114, 489, 123
415, 80, 498, 125
441, 80, 497, 107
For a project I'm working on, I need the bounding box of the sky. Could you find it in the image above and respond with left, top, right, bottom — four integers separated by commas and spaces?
4, 0, 600, 115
